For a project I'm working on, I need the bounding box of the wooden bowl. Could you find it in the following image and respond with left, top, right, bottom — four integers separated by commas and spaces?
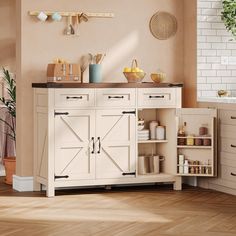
151, 73, 166, 83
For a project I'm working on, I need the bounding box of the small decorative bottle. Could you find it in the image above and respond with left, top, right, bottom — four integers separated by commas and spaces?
184, 160, 189, 174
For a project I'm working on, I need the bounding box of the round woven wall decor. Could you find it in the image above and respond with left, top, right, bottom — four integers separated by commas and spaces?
149, 12, 178, 40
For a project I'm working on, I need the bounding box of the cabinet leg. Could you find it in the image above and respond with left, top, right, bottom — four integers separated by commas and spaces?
46, 185, 55, 197
174, 177, 182, 191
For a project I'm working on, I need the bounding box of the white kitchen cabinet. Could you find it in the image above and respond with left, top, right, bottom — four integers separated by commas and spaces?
33, 84, 217, 197
54, 109, 96, 180
95, 109, 136, 179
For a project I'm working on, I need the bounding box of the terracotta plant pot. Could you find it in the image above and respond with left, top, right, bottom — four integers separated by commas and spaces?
3, 157, 16, 185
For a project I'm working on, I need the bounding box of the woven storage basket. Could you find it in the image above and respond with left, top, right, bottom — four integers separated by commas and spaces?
123, 59, 146, 83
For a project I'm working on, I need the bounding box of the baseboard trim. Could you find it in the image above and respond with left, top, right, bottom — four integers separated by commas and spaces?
13, 175, 34, 192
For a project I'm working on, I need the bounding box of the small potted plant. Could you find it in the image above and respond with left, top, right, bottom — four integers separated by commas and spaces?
222, 0, 236, 39
0, 67, 16, 185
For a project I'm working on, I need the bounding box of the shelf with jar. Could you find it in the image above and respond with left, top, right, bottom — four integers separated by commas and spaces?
175, 109, 217, 177
137, 118, 167, 143
177, 154, 213, 176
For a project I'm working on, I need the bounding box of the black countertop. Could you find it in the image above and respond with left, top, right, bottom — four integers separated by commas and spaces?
32, 82, 183, 88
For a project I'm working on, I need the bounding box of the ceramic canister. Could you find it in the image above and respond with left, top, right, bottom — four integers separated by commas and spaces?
138, 156, 149, 175
156, 126, 165, 140
149, 121, 158, 140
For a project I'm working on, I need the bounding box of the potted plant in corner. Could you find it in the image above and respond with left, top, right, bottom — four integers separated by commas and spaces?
0, 67, 16, 185
222, 0, 236, 39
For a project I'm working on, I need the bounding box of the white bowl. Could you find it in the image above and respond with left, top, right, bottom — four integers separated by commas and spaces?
138, 125, 145, 131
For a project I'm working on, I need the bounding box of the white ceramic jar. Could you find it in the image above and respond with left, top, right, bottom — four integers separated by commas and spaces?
149, 121, 158, 140
156, 126, 165, 140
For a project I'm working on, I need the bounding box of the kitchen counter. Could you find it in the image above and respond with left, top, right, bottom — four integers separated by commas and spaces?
32, 82, 183, 88
198, 96, 236, 104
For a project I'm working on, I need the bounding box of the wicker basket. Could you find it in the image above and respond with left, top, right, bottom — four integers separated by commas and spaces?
123, 59, 146, 83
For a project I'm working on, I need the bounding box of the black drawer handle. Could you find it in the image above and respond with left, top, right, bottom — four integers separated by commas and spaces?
231, 116, 236, 120
122, 111, 136, 115
108, 96, 124, 99
231, 144, 236, 148
149, 95, 165, 99
122, 172, 136, 176
66, 96, 83, 100
231, 172, 236, 177
91, 137, 95, 154
97, 137, 101, 154
55, 175, 69, 179
54, 112, 69, 116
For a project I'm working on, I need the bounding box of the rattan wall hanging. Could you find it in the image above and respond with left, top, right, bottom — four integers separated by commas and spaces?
149, 11, 178, 40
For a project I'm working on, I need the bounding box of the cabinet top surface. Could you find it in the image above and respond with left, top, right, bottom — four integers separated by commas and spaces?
32, 82, 183, 89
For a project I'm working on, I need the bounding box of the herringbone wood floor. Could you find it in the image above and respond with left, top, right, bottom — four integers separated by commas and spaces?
0, 180, 235, 236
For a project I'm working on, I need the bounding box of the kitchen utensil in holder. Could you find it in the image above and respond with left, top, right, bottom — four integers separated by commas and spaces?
123, 59, 146, 83
89, 64, 102, 83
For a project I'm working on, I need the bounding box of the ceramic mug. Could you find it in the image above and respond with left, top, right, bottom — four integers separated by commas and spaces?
37, 12, 48, 21
52, 12, 62, 21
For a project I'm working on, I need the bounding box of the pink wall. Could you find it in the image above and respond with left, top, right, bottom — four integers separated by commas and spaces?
0, 0, 16, 71
16, 0, 186, 176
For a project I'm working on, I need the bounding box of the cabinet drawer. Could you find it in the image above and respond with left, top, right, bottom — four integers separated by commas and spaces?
96, 88, 136, 107
55, 89, 95, 108
221, 137, 236, 154
220, 124, 236, 139
138, 88, 176, 108
221, 165, 236, 184
220, 109, 236, 125
220, 152, 236, 167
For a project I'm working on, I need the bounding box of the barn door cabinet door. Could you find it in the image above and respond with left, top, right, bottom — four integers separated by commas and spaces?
95, 109, 136, 179
54, 110, 96, 180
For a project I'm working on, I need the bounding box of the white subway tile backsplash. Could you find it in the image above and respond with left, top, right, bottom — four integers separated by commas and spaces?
207, 77, 221, 83
198, 0, 236, 97
201, 90, 217, 97
211, 23, 225, 29
198, 57, 207, 63
198, 83, 212, 90
207, 57, 221, 63
201, 70, 216, 76
198, 64, 212, 70
202, 29, 217, 35
202, 9, 217, 16
217, 70, 231, 76
217, 50, 231, 56
206, 36, 221, 42
211, 43, 226, 49
202, 50, 217, 56
222, 77, 236, 84
211, 84, 227, 90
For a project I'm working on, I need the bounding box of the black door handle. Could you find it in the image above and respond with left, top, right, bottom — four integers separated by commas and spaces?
122, 172, 136, 176
66, 96, 83, 100
91, 137, 95, 154
231, 144, 236, 148
55, 175, 69, 179
231, 172, 236, 177
149, 95, 165, 99
97, 137, 101, 154
108, 96, 124, 99
54, 112, 69, 116
231, 116, 236, 120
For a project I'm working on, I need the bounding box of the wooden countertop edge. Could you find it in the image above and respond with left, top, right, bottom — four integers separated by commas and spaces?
32, 82, 183, 88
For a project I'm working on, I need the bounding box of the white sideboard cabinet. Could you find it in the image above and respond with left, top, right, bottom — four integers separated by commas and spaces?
33, 83, 217, 197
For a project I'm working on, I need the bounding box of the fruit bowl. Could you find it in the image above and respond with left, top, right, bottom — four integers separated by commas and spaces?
123, 59, 146, 83
124, 71, 146, 83
151, 72, 166, 83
